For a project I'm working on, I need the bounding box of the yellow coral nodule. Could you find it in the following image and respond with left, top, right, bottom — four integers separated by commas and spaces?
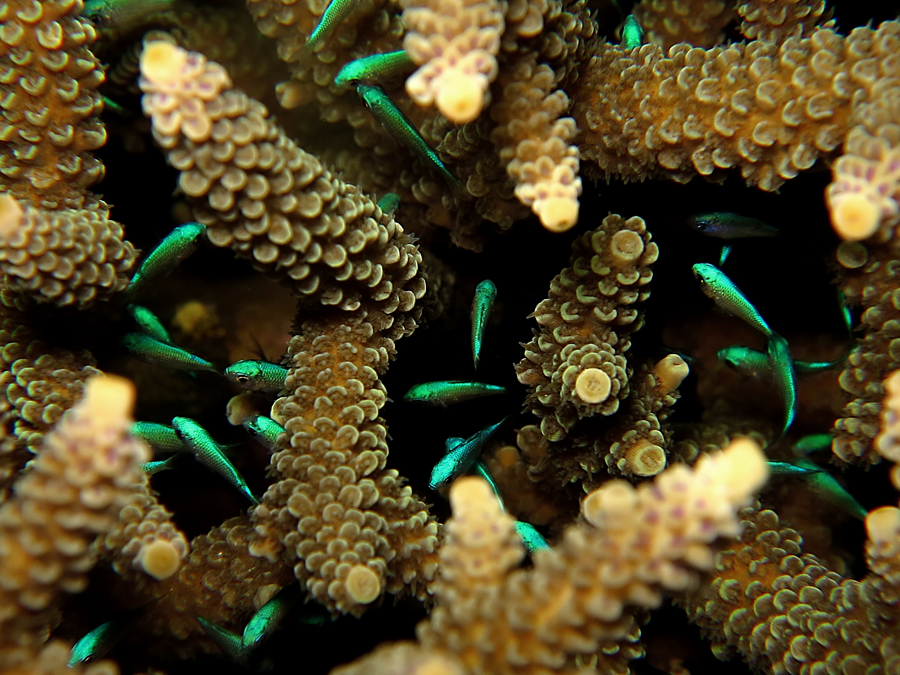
653, 354, 690, 394
141, 41, 189, 84
624, 439, 667, 477
536, 196, 579, 232
346, 564, 382, 604
83, 375, 135, 427
830, 192, 881, 241
866, 506, 900, 544
139, 538, 183, 580
436, 71, 486, 124
836, 240, 868, 269
610, 229, 645, 262
574, 367, 612, 404
0, 194, 23, 238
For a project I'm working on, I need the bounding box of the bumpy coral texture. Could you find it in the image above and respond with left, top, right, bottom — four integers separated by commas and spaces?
516, 214, 658, 442
139, 42, 425, 316
402, 0, 504, 124
4, 640, 119, 675
0, 197, 137, 308
633, 0, 736, 50
0, 376, 148, 667
263, 312, 440, 615
736, 0, 829, 43
0, 0, 106, 210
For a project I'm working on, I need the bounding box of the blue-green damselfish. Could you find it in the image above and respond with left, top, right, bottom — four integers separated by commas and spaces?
120, 333, 217, 374
471, 280, 497, 370
84, 0, 174, 31
376, 192, 402, 218
334, 51, 414, 89
514, 521, 550, 554
125, 222, 206, 299
621, 14, 645, 49
687, 212, 779, 240
196, 616, 246, 662
242, 586, 300, 649
430, 417, 510, 490
127, 304, 172, 344
795, 458, 868, 520
225, 360, 288, 393
404, 380, 508, 405
68, 618, 129, 666
242, 414, 285, 453
767, 460, 822, 477
718, 345, 846, 378
692, 263, 773, 337
767, 334, 797, 436
307, 0, 361, 52
131, 421, 185, 454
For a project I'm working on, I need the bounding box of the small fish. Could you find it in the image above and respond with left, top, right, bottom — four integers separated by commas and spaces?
376, 192, 402, 217
224, 360, 288, 394
242, 415, 285, 453
687, 212, 779, 239
68, 618, 128, 666
836, 289, 855, 333
470, 460, 504, 510
197, 616, 246, 662
131, 421, 185, 454
471, 280, 497, 370
307, 0, 361, 52
102, 95, 131, 117
172, 417, 258, 505
242, 586, 300, 650
767, 460, 822, 477
84, 0, 174, 31
357, 84, 458, 191
142, 454, 182, 475
718, 345, 847, 377
793, 433, 833, 454
621, 14, 644, 49
795, 458, 868, 520
767, 334, 797, 436
429, 416, 510, 490
404, 381, 508, 406
514, 521, 550, 555
126, 222, 206, 299
127, 304, 172, 344
692, 263, 773, 337
334, 51, 414, 89
718, 244, 733, 267
120, 333, 217, 374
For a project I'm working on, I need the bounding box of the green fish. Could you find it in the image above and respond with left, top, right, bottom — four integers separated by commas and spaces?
718, 244, 733, 267
102, 95, 131, 117
224, 360, 288, 394
767, 460, 822, 477
470, 460, 504, 510
141, 454, 183, 475
793, 433, 833, 454
126, 222, 206, 299
404, 381, 508, 406
621, 14, 645, 49
131, 421, 185, 454
334, 51, 414, 89
197, 616, 247, 663
514, 521, 550, 555
357, 84, 458, 191
242, 586, 300, 650
718, 345, 846, 377
687, 212, 779, 239
68, 618, 128, 666
127, 304, 172, 344
120, 333, 218, 373
692, 263, 773, 337
376, 192, 402, 217
471, 280, 497, 370
307, 0, 361, 52
795, 458, 868, 520
242, 415, 285, 453
429, 416, 510, 490
84, 0, 174, 31
836, 289, 855, 333
767, 334, 797, 436
172, 417, 258, 505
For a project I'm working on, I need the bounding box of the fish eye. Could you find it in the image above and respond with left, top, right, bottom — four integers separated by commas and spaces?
237, 375, 250, 384
82, 656, 94, 664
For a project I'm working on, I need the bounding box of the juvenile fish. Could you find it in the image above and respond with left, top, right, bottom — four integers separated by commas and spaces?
795, 458, 867, 520
357, 84, 458, 191
718, 244, 733, 267
173, 417, 258, 505
376, 192, 402, 217
471, 280, 497, 370
793, 433, 833, 454
197, 616, 246, 663
242, 586, 300, 650
718, 345, 847, 377
621, 14, 644, 49
692, 263, 773, 337
335, 51, 414, 89
84, 0, 174, 32
242, 415, 285, 453
767, 460, 822, 477
142, 454, 182, 475
430, 416, 510, 490
687, 212, 779, 239
127, 304, 172, 344
307, 0, 361, 52
126, 222, 206, 299
515, 521, 550, 554
131, 421, 185, 454
120, 333, 217, 373
767, 334, 797, 436
68, 618, 129, 666
225, 360, 288, 393
404, 381, 508, 405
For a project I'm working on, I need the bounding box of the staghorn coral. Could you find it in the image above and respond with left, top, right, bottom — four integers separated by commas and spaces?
736, 0, 830, 43
633, 0, 736, 50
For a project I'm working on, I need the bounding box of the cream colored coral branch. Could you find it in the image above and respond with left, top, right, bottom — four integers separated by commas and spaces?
736, 0, 829, 42
633, 0, 736, 50
402, 0, 504, 124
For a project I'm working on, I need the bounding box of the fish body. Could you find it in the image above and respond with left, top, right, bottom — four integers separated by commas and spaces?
687, 212, 779, 239
334, 51, 414, 89
102, 95, 131, 117
404, 380, 508, 405
718, 345, 846, 378
793, 433, 833, 454
718, 244, 733, 267
84, 0, 174, 31
127, 304, 172, 344
621, 14, 644, 49
767, 334, 797, 436
224, 360, 288, 393
120, 333, 217, 373
142, 454, 182, 475
307, 0, 361, 52
471, 280, 497, 370
126, 222, 206, 298
471, 460, 504, 510
68, 619, 127, 666
357, 84, 458, 190
692, 263, 773, 337
767, 460, 821, 477
172, 417, 258, 505
795, 458, 867, 520
197, 616, 246, 662
515, 521, 550, 554
131, 421, 185, 454
429, 416, 510, 490
376, 192, 402, 217
242, 587, 299, 650
242, 415, 285, 453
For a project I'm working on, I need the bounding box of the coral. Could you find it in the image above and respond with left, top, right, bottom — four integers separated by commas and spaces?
516, 214, 658, 442
736, 0, 829, 43
3, 640, 118, 675
0, 376, 149, 666
633, 0, 736, 50
0, 195, 137, 308
0, 0, 106, 210
402, 0, 505, 124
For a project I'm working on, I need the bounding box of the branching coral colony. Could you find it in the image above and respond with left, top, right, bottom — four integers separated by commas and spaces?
0, 0, 900, 673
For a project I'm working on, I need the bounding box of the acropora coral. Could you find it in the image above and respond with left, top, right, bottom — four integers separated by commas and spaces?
0, 0, 898, 673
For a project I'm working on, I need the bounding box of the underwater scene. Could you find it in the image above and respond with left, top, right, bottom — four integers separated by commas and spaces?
0, 0, 899, 672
